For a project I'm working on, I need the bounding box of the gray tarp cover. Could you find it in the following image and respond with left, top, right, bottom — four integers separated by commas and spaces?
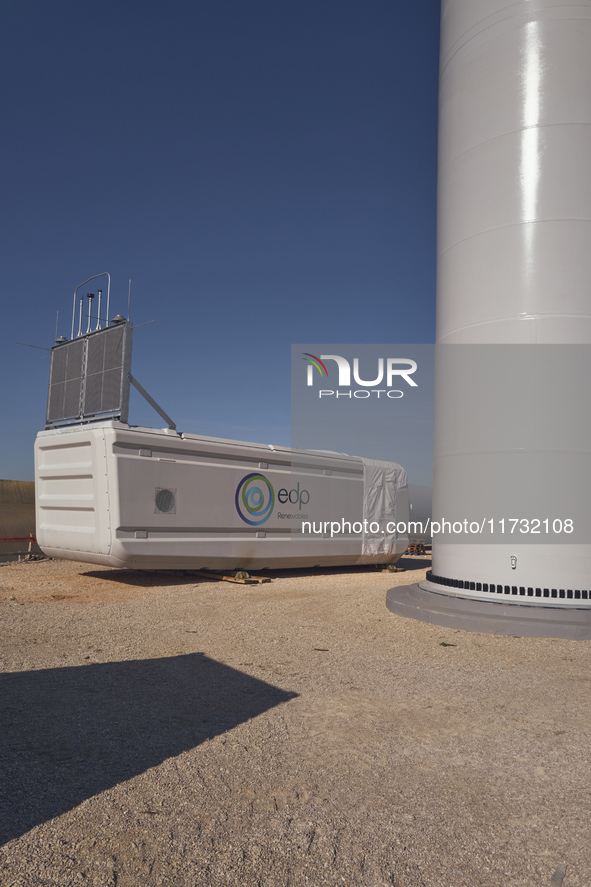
359, 458, 407, 560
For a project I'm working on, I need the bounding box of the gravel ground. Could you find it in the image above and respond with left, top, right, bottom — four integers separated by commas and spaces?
0, 556, 589, 887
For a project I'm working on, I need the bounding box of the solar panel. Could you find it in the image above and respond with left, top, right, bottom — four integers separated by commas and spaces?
46, 323, 132, 427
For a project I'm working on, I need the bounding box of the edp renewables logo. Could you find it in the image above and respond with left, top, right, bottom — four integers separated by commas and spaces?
235, 473, 312, 525
235, 473, 275, 525
303, 352, 418, 399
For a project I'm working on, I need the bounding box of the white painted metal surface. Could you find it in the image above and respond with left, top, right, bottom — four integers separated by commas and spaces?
429, 0, 591, 605
34, 422, 409, 570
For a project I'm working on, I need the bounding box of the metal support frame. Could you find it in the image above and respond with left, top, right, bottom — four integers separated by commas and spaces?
46, 322, 133, 428
129, 374, 177, 430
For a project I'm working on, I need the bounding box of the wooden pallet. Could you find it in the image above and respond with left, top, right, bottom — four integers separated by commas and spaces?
186, 570, 272, 585
406, 543, 426, 555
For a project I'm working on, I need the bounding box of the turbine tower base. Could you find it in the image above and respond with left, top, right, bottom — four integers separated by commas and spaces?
386, 583, 591, 640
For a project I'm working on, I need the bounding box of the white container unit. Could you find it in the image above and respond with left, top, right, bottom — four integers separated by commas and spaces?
35, 421, 409, 570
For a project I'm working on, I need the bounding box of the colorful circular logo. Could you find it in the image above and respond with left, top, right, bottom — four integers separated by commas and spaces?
235, 473, 275, 525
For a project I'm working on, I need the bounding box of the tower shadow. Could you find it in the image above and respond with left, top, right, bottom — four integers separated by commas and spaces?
0, 653, 297, 844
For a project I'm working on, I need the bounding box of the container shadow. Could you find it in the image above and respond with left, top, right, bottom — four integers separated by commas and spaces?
81, 563, 431, 587
0, 653, 297, 845
264, 559, 431, 579
82, 569, 201, 587
391, 556, 432, 571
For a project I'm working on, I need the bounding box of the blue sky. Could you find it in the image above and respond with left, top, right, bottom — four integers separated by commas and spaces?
1, 0, 440, 481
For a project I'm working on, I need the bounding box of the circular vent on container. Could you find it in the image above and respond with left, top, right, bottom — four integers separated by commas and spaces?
155, 488, 176, 514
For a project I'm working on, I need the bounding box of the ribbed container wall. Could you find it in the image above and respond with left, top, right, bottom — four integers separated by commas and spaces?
431, 0, 591, 601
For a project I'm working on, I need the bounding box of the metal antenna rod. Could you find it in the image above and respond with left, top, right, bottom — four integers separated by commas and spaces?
96, 290, 102, 330
86, 294, 94, 333
16, 342, 51, 351
78, 298, 83, 337
71, 273, 111, 338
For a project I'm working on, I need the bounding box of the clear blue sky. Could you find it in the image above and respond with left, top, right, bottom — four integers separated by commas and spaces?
1, 0, 440, 481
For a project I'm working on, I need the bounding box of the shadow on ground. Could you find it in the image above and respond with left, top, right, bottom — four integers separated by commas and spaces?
267, 558, 431, 578
81, 560, 430, 587
83, 569, 200, 587
0, 654, 297, 845
392, 556, 432, 571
